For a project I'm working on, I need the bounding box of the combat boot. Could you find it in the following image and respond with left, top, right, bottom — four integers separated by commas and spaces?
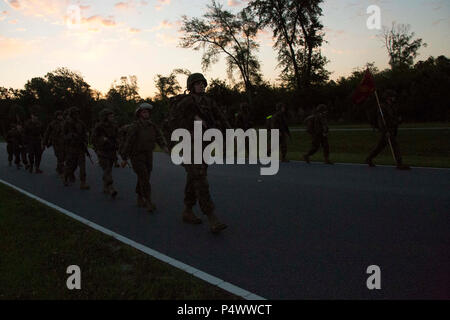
396, 164, 411, 171
324, 158, 334, 165
16, 163, 22, 170
63, 176, 70, 187
365, 157, 375, 167
182, 206, 202, 224
145, 199, 156, 213
35, 168, 43, 174
206, 212, 227, 234
8, 160, 12, 167
109, 186, 118, 199
303, 155, 310, 164
80, 181, 90, 190
28, 165, 33, 173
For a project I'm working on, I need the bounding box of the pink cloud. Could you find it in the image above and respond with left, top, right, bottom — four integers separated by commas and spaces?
155, 0, 171, 10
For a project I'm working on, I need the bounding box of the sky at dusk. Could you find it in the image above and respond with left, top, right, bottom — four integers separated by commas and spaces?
0, 0, 449, 98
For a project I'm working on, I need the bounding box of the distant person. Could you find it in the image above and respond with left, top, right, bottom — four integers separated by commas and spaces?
43, 111, 66, 177
92, 109, 120, 199
266, 102, 291, 162
24, 113, 44, 174
303, 104, 333, 165
6, 123, 28, 169
120, 103, 168, 212
365, 90, 411, 170
63, 107, 90, 189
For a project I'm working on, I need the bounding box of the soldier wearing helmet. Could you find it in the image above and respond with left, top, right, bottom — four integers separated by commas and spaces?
24, 112, 45, 173
63, 106, 91, 189
266, 102, 291, 162
120, 102, 168, 212
43, 110, 66, 177
303, 104, 333, 165
365, 89, 410, 170
92, 108, 120, 199
168, 72, 228, 233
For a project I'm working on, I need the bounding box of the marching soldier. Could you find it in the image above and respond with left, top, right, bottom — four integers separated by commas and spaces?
6, 124, 16, 167
170, 73, 228, 233
92, 109, 119, 199
6, 123, 28, 169
365, 90, 411, 170
120, 103, 168, 212
63, 107, 90, 189
43, 111, 66, 177
303, 104, 333, 165
24, 113, 44, 173
267, 102, 291, 162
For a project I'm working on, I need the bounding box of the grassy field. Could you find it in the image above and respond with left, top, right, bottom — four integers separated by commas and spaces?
0, 183, 239, 300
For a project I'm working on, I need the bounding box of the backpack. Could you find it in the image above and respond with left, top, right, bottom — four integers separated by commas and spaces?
163, 94, 190, 149
304, 115, 315, 134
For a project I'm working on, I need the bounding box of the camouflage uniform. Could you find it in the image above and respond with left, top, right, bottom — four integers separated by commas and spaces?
43, 111, 66, 175
366, 90, 410, 170
92, 109, 119, 198
63, 107, 90, 189
303, 104, 333, 164
267, 102, 290, 162
171, 73, 228, 233
120, 103, 166, 212
24, 115, 44, 173
6, 124, 27, 168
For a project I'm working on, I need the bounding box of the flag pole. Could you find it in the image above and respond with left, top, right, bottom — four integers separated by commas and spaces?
374, 90, 397, 164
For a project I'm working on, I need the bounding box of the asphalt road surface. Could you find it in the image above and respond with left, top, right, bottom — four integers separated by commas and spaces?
1, 143, 449, 299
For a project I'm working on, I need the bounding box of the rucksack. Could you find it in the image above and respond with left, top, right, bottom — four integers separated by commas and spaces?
163, 93, 190, 149
304, 115, 315, 134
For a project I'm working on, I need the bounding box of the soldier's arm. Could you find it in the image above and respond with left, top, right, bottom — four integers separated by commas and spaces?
120, 124, 137, 160
153, 123, 168, 151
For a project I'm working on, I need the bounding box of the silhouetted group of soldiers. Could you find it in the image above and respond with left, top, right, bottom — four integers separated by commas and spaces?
4, 74, 411, 235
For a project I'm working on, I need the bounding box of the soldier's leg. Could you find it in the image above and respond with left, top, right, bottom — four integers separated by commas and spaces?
54, 145, 65, 176
7, 143, 13, 165
78, 152, 89, 189
27, 143, 35, 172
322, 136, 333, 164
182, 165, 202, 224
131, 155, 150, 209
390, 129, 409, 169
20, 147, 28, 167
366, 132, 387, 166
35, 142, 43, 173
190, 164, 226, 233
280, 135, 288, 162
13, 145, 21, 168
303, 135, 320, 163
64, 152, 77, 186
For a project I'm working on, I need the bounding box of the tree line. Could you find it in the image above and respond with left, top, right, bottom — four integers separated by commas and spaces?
1, 0, 449, 137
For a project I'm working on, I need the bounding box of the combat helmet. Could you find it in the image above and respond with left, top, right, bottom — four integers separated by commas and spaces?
187, 73, 207, 92
135, 102, 154, 117
316, 104, 328, 113
99, 108, 114, 121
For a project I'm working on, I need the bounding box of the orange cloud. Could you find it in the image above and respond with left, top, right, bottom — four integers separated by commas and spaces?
83, 15, 116, 27
155, 0, 171, 11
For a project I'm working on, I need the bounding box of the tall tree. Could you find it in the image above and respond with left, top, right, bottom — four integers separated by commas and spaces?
248, 0, 329, 90
381, 22, 427, 71
180, 0, 261, 105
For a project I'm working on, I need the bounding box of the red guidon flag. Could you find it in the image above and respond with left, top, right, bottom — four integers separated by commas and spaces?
352, 69, 376, 104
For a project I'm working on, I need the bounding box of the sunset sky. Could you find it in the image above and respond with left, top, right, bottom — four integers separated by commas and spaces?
1, 0, 449, 98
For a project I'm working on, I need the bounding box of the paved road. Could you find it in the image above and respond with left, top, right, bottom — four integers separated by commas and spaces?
1, 143, 449, 299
